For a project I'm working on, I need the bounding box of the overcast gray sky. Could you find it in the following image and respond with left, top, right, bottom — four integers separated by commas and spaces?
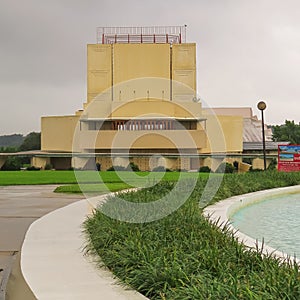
1, 0, 300, 135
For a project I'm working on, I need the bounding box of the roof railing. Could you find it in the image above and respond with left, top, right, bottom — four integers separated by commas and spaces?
96, 26, 187, 44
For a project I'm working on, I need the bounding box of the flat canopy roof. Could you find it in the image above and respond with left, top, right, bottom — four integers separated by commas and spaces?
0, 151, 278, 160
80, 117, 207, 122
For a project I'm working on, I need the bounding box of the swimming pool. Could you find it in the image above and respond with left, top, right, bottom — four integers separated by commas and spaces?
231, 192, 300, 258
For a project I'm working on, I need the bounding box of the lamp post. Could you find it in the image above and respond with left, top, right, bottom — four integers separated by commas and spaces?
257, 101, 267, 170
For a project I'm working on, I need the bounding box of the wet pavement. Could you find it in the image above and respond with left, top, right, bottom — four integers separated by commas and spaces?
0, 185, 83, 299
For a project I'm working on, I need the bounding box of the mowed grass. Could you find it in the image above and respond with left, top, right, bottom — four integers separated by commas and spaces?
0, 170, 79, 185
54, 183, 132, 194
0, 170, 151, 185
55, 171, 209, 194
84, 171, 300, 299
0, 170, 207, 194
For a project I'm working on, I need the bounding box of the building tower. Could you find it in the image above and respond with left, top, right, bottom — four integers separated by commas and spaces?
37, 26, 243, 170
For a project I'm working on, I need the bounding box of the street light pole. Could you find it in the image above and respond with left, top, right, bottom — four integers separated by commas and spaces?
257, 101, 267, 170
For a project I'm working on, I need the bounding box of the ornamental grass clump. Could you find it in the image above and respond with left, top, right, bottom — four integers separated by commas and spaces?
84, 171, 300, 299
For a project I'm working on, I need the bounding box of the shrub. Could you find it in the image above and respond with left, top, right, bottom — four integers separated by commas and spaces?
152, 166, 172, 172
215, 162, 235, 173
44, 163, 53, 170
267, 158, 277, 170
106, 165, 126, 171
198, 166, 211, 173
126, 162, 140, 172
1, 156, 22, 170
26, 166, 41, 171
249, 167, 264, 172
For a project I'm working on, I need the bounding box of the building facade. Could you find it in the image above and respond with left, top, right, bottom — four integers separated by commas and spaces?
34, 26, 244, 171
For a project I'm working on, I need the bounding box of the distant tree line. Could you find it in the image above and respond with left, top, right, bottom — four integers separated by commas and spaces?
272, 120, 300, 144
0, 134, 24, 148
0, 132, 41, 170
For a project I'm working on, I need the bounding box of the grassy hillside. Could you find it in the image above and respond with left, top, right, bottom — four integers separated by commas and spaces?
0, 134, 24, 148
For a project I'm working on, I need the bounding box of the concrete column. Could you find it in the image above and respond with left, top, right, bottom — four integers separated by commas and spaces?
112, 157, 129, 168
31, 157, 50, 169
72, 157, 90, 169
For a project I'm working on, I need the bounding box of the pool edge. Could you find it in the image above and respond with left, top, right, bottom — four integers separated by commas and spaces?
203, 185, 300, 263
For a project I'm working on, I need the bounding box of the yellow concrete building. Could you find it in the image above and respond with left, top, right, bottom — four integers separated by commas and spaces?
35, 26, 244, 171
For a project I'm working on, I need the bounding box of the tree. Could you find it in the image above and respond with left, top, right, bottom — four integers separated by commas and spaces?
0, 132, 41, 170
272, 120, 300, 144
1, 156, 22, 170
0, 146, 18, 153
19, 132, 41, 151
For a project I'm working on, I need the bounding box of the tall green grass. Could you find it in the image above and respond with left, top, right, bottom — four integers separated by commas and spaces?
84, 171, 300, 299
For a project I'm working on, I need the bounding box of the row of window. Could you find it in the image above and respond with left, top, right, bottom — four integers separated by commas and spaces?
85, 120, 197, 131
112, 120, 175, 131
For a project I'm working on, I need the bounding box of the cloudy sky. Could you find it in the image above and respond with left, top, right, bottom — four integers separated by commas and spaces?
1, 0, 300, 135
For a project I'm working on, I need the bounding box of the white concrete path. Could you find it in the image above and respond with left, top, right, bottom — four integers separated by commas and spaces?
21, 199, 148, 300
22, 185, 300, 298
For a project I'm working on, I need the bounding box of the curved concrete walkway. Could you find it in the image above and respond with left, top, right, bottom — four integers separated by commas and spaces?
203, 185, 300, 262
0, 185, 84, 299
21, 197, 148, 299
17, 185, 300, 298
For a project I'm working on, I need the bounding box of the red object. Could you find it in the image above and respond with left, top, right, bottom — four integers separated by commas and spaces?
278, 144, 300, 172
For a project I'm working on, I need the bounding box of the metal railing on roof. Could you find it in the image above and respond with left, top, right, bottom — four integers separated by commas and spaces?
96, 26, 187, 44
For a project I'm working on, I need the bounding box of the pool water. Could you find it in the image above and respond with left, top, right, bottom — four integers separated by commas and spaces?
231, 193, 300, 258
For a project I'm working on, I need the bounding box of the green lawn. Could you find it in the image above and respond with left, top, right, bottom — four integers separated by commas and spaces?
54, 182, 132, 194
55, 171, 209, 194
0, 170, 78, 185
0, 170, 208, 193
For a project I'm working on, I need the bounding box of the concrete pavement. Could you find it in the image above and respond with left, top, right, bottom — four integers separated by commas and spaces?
21, 199, 147, 300
0, 185, 83, 299
0, 185, 147, 299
